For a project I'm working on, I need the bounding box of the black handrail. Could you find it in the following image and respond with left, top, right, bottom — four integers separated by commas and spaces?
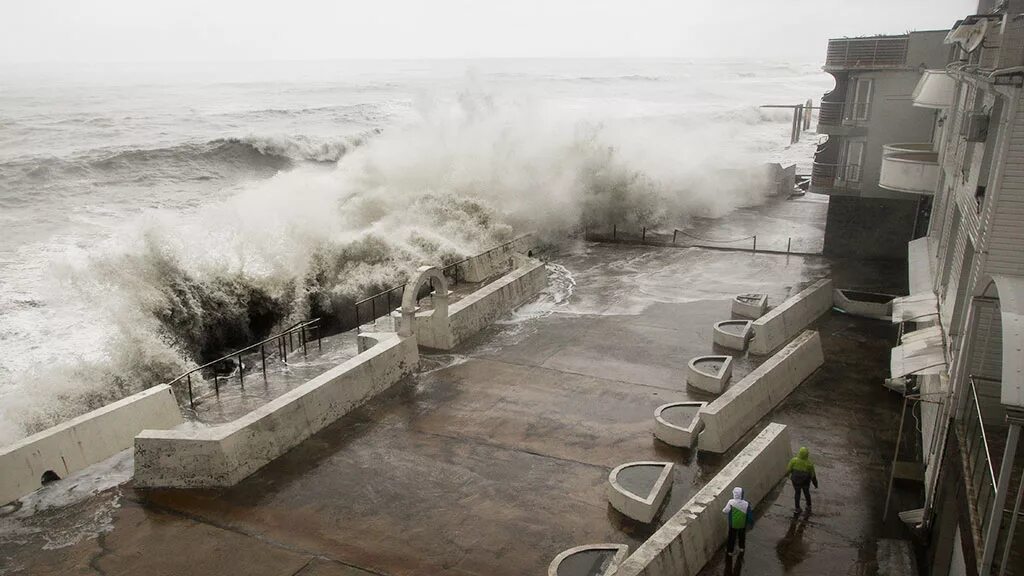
167, 317, 322, 409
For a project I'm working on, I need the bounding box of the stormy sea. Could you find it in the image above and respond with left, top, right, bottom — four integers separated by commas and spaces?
0, 58, 832, 443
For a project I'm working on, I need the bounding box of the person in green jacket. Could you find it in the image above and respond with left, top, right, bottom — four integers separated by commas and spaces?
787, 447, 819, 512
722, 486, 753, 556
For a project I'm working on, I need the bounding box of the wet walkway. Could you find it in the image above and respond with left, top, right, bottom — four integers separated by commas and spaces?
0, 195, 919, 576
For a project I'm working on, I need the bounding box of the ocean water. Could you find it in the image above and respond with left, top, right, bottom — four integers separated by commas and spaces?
0, 59, 833, 443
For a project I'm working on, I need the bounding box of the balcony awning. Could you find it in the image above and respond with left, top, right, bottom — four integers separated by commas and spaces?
891, 293, 939, 323
891, 340, 946, 378
913, 71, 956, 109
901, 324, 943, 346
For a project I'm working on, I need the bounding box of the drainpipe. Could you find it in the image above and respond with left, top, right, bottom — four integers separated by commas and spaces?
981, 421, 1021, 573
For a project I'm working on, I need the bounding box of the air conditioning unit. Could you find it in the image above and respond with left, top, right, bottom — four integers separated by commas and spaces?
962, 113, 990, 142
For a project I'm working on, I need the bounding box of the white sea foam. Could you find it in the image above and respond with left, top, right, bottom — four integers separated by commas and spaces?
0, 60, 833, 444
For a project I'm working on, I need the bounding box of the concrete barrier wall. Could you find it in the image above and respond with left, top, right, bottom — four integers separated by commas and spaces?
457, 233, 537, 283
611, 423, 792, 576
1, 384, 183, 504
134, 333, 418, 488
749, 279, 833, 355
697, 331, 822, 453
417, 255, 547, 350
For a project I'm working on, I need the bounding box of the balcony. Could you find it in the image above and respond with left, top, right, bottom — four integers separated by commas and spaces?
825, 36, 909, 70
811, 162, 862, 195
817, 101, 869, 136
879, 143, 939, 195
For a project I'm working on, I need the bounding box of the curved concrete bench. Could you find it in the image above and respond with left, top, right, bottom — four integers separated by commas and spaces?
607, 461, 674, 523
548, 544, 629, 576
732, 293, 768, 319
685, 355, 732, 394
654, 402, 707, 448
712, 320, 751, 351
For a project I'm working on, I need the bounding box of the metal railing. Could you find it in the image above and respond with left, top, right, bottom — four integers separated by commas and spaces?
961, 375, 1000, 552
582, 224, 819, 256
352, 235, 531, 329
166, 318, 322, 409
811, 162, 862, 190
825, 36, 909, 70
818, 101, 845, 126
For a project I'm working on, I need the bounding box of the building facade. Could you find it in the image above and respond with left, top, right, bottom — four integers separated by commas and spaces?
886, 2, 1024, 575
812, 31, 951, 259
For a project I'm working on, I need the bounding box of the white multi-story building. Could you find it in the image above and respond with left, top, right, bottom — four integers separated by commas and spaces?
812, 31, 950, 259
885, 1, 1024, 574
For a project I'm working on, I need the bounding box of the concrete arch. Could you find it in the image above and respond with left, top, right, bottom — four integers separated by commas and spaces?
398, 266, 449, 338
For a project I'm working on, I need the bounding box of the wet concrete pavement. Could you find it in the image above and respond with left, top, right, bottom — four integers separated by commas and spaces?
0, 194, 920, 576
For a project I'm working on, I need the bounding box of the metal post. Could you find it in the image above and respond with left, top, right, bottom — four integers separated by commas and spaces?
883, 395, 909, 521
237, 353, 243, 387
355, 305, 360, 330
372, 297, 377, 321
301, 326, 307, 356
673, 230, 678, 244
804, 98, 813, 129
753, 236, 758, 253
787, 238, 792, 254
998, 450, 1024, 575
982, 423, 1022, 573
317, 325, 322, 351
613, 224, 617, 240
214, 375, 220, 395
187, 374, 194, 409
261, 344, 267, 380
281, 335, 287, 363
642, 227, 646, 242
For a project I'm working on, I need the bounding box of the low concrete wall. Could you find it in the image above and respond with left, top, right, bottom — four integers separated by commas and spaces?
134, 333, 418, 488
457, 233, 537, 283
611, 423, 792, 576
1, 385, 183, 504
749, 279, 832, 355
417, 255, 547, 350
698, 331, 822, 453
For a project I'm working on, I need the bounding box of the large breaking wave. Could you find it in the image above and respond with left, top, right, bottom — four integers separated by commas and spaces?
2, 87, 784, 441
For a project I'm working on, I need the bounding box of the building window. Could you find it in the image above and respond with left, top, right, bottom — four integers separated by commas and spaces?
848, 78, 873, 121
841, 140, 864, 182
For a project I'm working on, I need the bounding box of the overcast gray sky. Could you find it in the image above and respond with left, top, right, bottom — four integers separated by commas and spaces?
1, 0, 976, 63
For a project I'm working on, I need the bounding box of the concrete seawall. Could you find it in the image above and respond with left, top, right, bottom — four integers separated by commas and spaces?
1, 385, 182, 504
417, 255, 547, 350
134, 333, 418, 488
611, 423, 792, 576
697, 331, 822, 453
457, 233, 537, 283
749, 279, 832, 355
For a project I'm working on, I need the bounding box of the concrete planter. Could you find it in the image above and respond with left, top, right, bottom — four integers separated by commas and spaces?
832, 289, 894, 320
607, 461, 674, 523
547, 544, 629, 576
732, 293, 768, 318
654, 402, 707, 448
685, 355, 733, 394
713, 320, 752, 351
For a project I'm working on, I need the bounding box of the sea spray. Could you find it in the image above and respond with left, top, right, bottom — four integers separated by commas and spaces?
1, 83, 781, 442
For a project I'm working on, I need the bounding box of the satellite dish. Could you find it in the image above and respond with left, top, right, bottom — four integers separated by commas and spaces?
963, 19, 988, 53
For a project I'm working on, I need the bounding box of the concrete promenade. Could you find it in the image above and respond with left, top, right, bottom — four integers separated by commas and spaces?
0, 194, 918, 576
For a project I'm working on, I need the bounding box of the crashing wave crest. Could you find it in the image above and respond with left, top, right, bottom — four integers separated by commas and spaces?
3, 87, 778, 441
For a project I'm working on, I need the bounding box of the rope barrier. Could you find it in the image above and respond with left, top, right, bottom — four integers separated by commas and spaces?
672, 229, 756, 244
